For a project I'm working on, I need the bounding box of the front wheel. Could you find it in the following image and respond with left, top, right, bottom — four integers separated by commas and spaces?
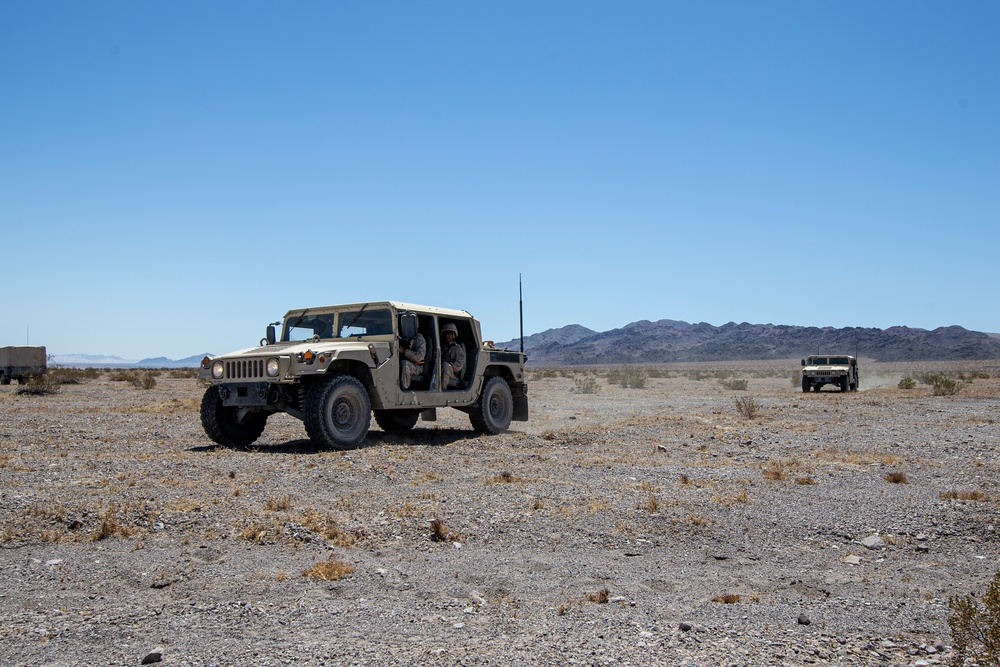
801, 377, 811, 393
304, 375, 371, 449
469, 377, 514, 434
200, 385, 268, 446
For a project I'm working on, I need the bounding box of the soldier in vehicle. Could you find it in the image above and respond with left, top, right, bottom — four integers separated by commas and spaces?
440, 322, 466, 390
399, 328, 427, 390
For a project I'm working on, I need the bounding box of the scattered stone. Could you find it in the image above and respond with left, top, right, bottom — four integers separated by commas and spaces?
797, 614, 811, 625
843, 555, 862, 565
141, 648, 163, 664
861, 535, 885, 550
679, 622, 692, 631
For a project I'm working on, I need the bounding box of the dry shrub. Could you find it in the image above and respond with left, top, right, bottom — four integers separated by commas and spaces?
429, 518, 458, 542
949, 569, 1000, 666
941, 490, 989, 501
734, 396, 762, 420
795, 476, 817, 485
586, 588, 610, 604
15, 373, 61, 395
303, 559, 354, 581
884, 472, 909, 484
721, 378, 749, 391
639, 494, 660, 513
712, 593, 741, 604
898, 377, 917, 389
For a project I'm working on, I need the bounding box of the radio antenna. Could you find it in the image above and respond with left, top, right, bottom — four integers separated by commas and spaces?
519, 274, 524, 355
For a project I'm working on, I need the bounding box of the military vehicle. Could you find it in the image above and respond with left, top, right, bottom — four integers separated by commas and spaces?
800, 355, 859, 392
199, 302, 528, 449
0, 346, 46, 385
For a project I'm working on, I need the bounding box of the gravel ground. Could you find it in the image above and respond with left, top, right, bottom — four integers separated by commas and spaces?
2, 361, 1000, 666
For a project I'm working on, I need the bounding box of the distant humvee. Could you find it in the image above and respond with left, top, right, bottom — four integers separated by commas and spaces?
800, 355, 859, 392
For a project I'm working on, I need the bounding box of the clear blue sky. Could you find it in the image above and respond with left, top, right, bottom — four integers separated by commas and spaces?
3, 2, 997, 360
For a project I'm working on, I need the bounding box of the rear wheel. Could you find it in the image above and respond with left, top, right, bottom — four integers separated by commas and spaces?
304, 375, 371, 449
200, 385, 268, 446
374, 409, 420, 433
470, 377, 514, 434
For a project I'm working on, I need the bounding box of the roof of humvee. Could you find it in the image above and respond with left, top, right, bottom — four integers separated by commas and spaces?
282, 301, 475, 320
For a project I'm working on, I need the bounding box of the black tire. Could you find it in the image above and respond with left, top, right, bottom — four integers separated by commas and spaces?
801, 377, 811, 393
840, 376, 849, 392
304, 375, 371, 449
0, 376, 9, 385
200, 385, 268, 446
469, 377, 514, 434
374, 409, 420, 433
813, 383, 821, 392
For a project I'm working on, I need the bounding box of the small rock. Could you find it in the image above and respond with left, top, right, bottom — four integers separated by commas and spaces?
679, 622, 692, 631
861, 535, 885, 550
843, 555, 862, 565
141, 648, 164, 664
798, 614, 811, 625
657, 445, 668, 452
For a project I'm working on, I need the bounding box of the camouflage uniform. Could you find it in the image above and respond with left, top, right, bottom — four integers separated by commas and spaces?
441, 324, 466, 390
399, 334, 426, 390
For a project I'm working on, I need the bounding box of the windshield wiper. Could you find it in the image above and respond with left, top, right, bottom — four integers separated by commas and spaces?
341, 303, 369, 336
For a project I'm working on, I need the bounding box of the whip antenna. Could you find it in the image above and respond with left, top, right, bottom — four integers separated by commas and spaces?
519, 274, 524, 355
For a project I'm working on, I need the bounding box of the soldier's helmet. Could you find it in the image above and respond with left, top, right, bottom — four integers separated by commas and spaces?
441, 323, 458, 336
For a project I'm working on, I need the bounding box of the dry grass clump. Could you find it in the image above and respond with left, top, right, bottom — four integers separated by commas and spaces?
558, 587, 612, 615
429, 518, 460, 542
571, 377, 600, 394
488, 470, 525, 485
712, 593, 741, 604
264, 495, 293, 512
303, 558, 354, 581
940, 490, 989, 501
884, 471, 909, 484
711, 489, 749, 507
795, 476, 818, 485
761, 460, 788, 481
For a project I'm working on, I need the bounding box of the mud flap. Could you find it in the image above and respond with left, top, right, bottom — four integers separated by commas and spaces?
420, 409, 437, 422
513, 395, 529, 422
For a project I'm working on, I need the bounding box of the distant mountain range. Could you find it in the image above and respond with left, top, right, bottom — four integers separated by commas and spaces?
497, 321, 1000, 364
52, 353, 210, 369
51, 320, 1000, 368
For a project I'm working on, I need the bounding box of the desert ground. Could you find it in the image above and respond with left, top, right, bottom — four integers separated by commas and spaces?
2, 360, 1000, 666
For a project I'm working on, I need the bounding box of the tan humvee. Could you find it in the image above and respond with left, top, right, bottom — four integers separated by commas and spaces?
199, 301, 528, 449
800, 354, 859, 392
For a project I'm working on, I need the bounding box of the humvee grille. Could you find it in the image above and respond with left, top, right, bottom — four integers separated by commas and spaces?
225, 359, 266, 380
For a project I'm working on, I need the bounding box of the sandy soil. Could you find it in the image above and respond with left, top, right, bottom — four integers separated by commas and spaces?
2, 360, 999, 666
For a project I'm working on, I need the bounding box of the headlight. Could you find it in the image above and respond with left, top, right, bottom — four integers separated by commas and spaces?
266, 358, 280, 377
211, 361, 225, 379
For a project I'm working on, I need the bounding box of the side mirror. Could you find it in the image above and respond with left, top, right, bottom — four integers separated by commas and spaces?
399, 312, 418, 340
800, 359, 805, 366
266, 324, 277, 345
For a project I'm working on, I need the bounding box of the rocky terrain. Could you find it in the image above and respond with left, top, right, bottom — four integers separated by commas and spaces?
2, 361, 1000, 666
502, 322, 1000, 364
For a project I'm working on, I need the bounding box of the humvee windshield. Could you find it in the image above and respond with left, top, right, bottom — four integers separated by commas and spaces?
338, 308, 393, 338
808, 356, 851, 365
284, 314, 335, 342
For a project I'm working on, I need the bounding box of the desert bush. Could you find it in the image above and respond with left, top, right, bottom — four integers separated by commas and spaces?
932, 376, 961, 396
898, 377, 917, 390
586, 588, 610, 604
136, 372, 157, 390
884, 472, 909, 484
721, 378, 749, 391
712, 593, 741, 604
761, 460, 788, 481
169, 368, 200, 379
948, 569, 1000, 667
607, 364, 648, 389
429, 518, 459, 542
571, 377, 600, 394
15, 373, 61, 396
734, 396, 762, 420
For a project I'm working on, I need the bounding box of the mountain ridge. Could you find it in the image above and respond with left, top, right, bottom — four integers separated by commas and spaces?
498, 321, 1000, 364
